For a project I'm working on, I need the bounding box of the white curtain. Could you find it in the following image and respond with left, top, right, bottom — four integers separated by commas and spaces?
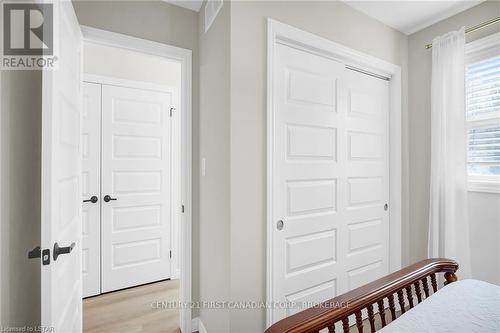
428, 27, 471, 278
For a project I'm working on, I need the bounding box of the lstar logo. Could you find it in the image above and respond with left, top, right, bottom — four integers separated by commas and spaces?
1, 1, 58, 69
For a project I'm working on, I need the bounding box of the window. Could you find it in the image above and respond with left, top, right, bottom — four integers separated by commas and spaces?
466, 33, 500, 193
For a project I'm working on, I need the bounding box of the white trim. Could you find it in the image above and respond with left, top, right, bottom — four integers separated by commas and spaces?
83, 74, 178, 95
466, 31, 500, 55
191, 317, 198, 332
0, 34, 2, 324
191, 317, 208, 333
266, 18, 402, 327
81, 26, 193, 333
81, 25, 190, 63
468, 177, 500, 194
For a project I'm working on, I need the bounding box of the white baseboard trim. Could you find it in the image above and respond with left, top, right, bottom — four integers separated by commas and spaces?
191, 318, 198, 332
191, 317, 207, 333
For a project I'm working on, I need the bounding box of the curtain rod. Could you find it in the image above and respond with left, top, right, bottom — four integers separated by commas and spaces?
425, 16, 500, 49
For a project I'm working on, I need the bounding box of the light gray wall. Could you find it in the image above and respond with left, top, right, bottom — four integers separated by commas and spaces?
0, 70, 42, 326
408, 1, 500, 284
197, 2, 231, 331
228, 2, 409, 331
72, 0, 202, 314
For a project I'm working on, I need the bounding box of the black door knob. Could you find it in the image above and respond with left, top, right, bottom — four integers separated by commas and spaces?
103, 195, 117, 202
83, 196, 98, 203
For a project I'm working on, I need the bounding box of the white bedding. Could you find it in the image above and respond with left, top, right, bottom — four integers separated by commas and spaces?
379, 279, 500, 333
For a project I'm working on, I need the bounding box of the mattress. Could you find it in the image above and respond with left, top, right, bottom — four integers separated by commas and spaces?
379, 279, 500, 333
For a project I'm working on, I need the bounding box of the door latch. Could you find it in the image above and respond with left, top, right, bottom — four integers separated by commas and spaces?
28, 246, 50, 265
28, 246, 41, 259
42, 249, 50, 265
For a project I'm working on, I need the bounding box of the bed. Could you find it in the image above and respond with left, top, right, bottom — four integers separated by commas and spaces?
265, 258, 500, 333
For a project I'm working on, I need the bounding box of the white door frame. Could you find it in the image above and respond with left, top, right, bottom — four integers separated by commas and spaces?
266, 18, 402, 326
81, 26, 193, 333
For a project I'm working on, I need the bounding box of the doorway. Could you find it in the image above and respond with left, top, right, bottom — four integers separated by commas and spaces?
82, 77, 178, 296
79, 26, 193, 333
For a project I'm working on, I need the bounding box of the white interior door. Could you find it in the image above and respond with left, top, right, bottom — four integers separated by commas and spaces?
270, 43, 390, 322
41, 1, 83, 332
101, 85, 172, 292
81, 82, 101, 297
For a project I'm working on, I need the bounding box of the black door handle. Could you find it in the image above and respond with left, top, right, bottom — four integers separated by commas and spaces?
53, 242, 75, 261
28, 246, 41, 259
103, 195, 117, 202
83, 195, 98, 203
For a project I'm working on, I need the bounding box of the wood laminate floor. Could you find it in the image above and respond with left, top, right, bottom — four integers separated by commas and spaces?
83, 280, 180, 333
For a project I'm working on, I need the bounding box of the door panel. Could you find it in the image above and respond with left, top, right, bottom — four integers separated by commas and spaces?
271, 43, 390, 323
41, 2, 82, 332
81, 82, 101, 297
344, 69, 390, 291
272, 44, 347, 321
101, 85, 172, 292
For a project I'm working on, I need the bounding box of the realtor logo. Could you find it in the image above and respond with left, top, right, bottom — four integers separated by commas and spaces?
1, 1, 58, 69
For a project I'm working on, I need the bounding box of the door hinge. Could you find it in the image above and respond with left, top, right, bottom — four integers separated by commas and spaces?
169, 250, 172, 258
170, 107, 176, 117
181, 204, 185, 213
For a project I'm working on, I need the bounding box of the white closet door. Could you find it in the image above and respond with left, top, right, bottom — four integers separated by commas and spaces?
101, 85, 172, 292
270, 43, 390, 323
344, 69, 390, 290
82, 82, 101, 297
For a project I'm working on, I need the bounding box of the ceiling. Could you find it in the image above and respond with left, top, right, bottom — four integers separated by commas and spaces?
163, 0, 203, 12
342, 1, 484, 35
163, 0, 484, 35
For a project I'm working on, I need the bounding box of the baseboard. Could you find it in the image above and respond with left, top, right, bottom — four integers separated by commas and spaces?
191, 318, 198, 332
191, 317, 207, 333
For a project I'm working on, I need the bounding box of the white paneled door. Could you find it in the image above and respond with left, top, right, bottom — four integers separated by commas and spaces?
271, 43, 390, 322
82, 82, 101, 297
101, 85, 173, 292
41, 1, 83, 332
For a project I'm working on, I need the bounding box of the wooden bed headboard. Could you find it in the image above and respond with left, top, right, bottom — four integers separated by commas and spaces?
265, 258, 459, 333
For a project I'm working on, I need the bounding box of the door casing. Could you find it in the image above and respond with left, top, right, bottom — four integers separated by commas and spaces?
266, 18, 404, 327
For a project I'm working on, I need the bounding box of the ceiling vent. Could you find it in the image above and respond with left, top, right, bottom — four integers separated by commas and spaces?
204, 0, 223, 33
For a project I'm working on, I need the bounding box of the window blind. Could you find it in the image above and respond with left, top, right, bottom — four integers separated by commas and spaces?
466, 55, 500, 176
